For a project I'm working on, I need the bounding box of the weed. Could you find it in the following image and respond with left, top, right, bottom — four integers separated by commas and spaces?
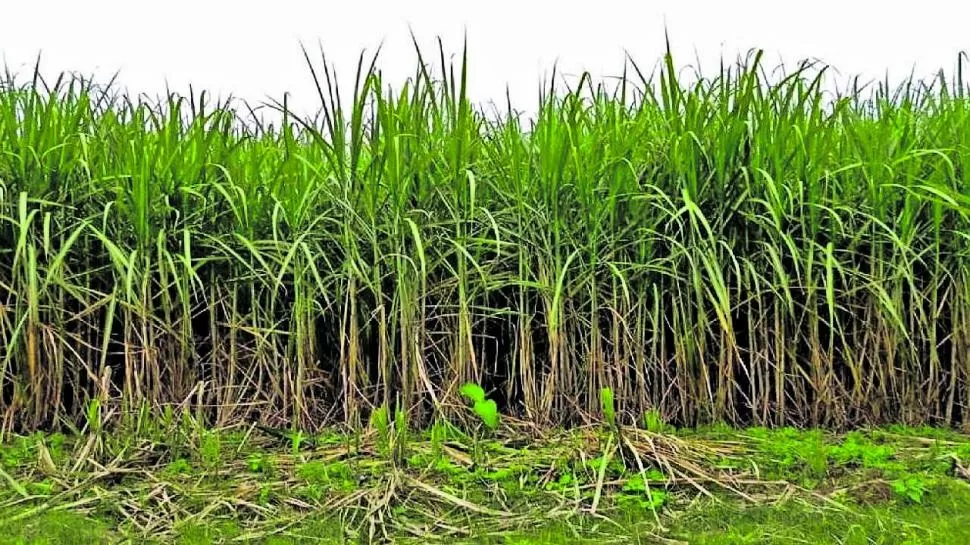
163, 458, 193, 476
297, 460, 357, 492
748, 427, 830, 482
198, 431, 221, 470
246, 453, 272, 474
257, 483, 273, 505
296, 482, 324, 502
642, 409, 669, 433
370, 406, 389, 437
600, 388, 616, 428
892, 474, 931, 504
618, 478, 669, 511
544, 471, 578, 494
830, 432, 896, 470
588, 454, 627, 478
460, 382, 500, 430
26, 479, 54, 495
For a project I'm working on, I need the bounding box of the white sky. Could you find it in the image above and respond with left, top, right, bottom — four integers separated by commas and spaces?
2, 0, 969, 120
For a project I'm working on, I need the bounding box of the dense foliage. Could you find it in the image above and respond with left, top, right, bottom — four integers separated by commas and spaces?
2, 44, 970, 431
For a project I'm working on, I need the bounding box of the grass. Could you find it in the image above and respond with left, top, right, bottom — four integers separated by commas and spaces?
1, 40, 970, 433
0, 422, 969, 543
666, 482, 970, 545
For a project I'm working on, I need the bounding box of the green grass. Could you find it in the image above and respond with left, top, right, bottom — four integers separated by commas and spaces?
1, 425, 969, 543
0, 512, 112, 545
6, 495, 969, 545
667, 482, 970, 545
2, 41, 970, 433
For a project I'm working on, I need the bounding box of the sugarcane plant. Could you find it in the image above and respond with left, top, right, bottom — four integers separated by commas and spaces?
0, 39, 969, 436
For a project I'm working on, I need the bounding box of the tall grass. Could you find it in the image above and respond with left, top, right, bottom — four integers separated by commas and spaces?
2, 42, 970, 433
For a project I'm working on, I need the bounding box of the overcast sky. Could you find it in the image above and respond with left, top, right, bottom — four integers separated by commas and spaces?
2, 1, 969, 120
